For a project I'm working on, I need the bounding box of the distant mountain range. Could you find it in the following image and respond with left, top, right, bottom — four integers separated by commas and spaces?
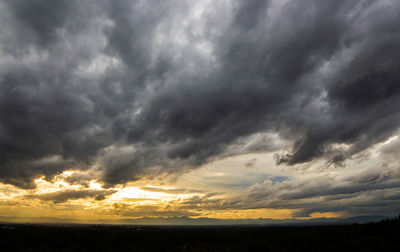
114, 215, 389, 226
0, 215, 390, 226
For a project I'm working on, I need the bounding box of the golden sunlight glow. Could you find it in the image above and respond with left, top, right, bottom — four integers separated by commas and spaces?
308, 211, 348, 219
0, 152, 363, 224
200, 209, 294, 220
111, 187, 173, 200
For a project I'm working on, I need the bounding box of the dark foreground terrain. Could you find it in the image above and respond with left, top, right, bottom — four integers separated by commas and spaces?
1, 218, 399, 251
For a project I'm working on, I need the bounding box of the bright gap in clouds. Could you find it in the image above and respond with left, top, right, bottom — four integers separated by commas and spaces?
1, 131, 399, 223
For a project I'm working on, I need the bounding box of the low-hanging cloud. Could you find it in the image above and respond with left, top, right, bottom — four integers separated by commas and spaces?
25, 189, 116, 203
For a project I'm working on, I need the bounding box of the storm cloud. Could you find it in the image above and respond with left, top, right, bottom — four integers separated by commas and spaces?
1, 0, 400, 189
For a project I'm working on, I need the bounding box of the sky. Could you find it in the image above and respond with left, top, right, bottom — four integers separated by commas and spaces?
0, 0, 400, 224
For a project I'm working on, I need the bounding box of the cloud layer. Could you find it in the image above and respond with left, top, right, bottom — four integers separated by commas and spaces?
0, 0, 400, 192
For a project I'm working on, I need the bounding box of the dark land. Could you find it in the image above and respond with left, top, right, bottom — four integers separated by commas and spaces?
1, 217, 399, 251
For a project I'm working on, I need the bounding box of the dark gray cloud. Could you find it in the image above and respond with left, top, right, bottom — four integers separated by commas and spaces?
26, 189, 116, 203
1, 0, 400, 191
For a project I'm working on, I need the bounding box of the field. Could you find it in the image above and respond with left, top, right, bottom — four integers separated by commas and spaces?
1, 220, 399, 251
